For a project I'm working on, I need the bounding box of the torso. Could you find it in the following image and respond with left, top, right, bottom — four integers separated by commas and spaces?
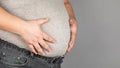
0, 0, 70, 57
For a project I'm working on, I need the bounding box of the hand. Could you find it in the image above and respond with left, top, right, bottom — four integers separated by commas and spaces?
19, 18, 56, 56
65, 18, 78, 54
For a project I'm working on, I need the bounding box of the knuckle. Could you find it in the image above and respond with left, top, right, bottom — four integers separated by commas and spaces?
41, 41, 46, 45
31, 49, 34, 52
49, 37, 53, 40
36, 45, 41, 49
48, 37, 53, 41
32, 37, 37, 42
38, 50, 43, 53
40, 43, 50, 50
69, 42, 72, 45
28, 40, 34, 44
70, 45, 73, 48
33, 44, 38, 48
29, 45, 33, 47
38, 49, 41, 52
35, 34, 40, 38
69, 46, 72, 48
43, 44, 49, 49
38, 38, 43, 42
44, 45, 49, 49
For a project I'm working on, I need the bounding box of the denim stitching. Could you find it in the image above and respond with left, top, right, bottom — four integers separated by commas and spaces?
0, 51, 32, 66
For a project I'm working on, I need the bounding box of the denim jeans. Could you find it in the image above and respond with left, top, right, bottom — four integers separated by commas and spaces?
0, 38, 65, 68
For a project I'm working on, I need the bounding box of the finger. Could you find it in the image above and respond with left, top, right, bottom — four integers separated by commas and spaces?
33, 42, 46, 56
67, 42, 73, 52
65, 49, 69, 54
28, 44, 38, 54
69, 20, 78, 34
42, 32, 56, 43
38, 39, 52, 52
67, 39, 75, 52
68, 34, 75, 51
36, 18, 49, 25
66, 31, 76, 53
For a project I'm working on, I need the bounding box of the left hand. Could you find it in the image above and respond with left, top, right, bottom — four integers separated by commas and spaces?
65, 18, 78, 54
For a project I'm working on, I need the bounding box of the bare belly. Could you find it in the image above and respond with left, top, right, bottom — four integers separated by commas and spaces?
0, 0, 70, 57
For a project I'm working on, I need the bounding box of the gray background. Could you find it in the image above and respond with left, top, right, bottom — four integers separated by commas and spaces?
62, 0, 120, 68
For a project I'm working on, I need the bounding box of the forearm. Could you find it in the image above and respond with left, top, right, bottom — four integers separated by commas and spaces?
0, 7, 25, 35
64, 0, 76, 19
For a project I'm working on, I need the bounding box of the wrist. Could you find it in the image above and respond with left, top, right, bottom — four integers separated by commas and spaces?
13, 20, 27, 36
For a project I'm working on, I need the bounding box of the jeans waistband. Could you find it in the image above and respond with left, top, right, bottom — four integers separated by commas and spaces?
0, 38, 65, 65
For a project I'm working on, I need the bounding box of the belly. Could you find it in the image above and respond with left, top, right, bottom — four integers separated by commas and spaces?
0, 0, 70, 57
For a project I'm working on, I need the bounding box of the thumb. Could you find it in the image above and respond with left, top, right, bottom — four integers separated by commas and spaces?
35, 18, 49, 25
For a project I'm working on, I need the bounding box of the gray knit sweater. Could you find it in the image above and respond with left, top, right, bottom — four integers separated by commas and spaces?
0, 0, 70, 57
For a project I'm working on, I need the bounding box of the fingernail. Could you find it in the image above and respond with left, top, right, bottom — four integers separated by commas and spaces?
43, 18, 47, 20
42, 53, 45, 56
45, 18, 49, 20
47, 18, 49, 19
48, 50, 51, 52
49, 48, 52, 52
70, 19, 73, 22
53, 40, 56, 43
35, 52, 37, 54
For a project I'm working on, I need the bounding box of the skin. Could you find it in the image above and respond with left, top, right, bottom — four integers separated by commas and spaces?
64, 0, 78, 54
0, 0, 78, 56
0, 7, 55, 56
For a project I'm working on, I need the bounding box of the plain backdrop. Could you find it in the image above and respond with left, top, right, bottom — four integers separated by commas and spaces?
62, 0, 120, 68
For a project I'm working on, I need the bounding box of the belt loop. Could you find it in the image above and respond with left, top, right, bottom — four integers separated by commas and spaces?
50, 57, 56, 64
50, 55, 65, 64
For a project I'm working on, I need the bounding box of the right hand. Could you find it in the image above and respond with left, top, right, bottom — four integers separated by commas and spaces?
19, 18, 56, 56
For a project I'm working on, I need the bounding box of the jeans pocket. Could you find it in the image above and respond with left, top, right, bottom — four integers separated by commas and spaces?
0, 51, 30, 67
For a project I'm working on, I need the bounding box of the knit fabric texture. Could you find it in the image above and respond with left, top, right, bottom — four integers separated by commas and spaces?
0, 0, 70, 57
